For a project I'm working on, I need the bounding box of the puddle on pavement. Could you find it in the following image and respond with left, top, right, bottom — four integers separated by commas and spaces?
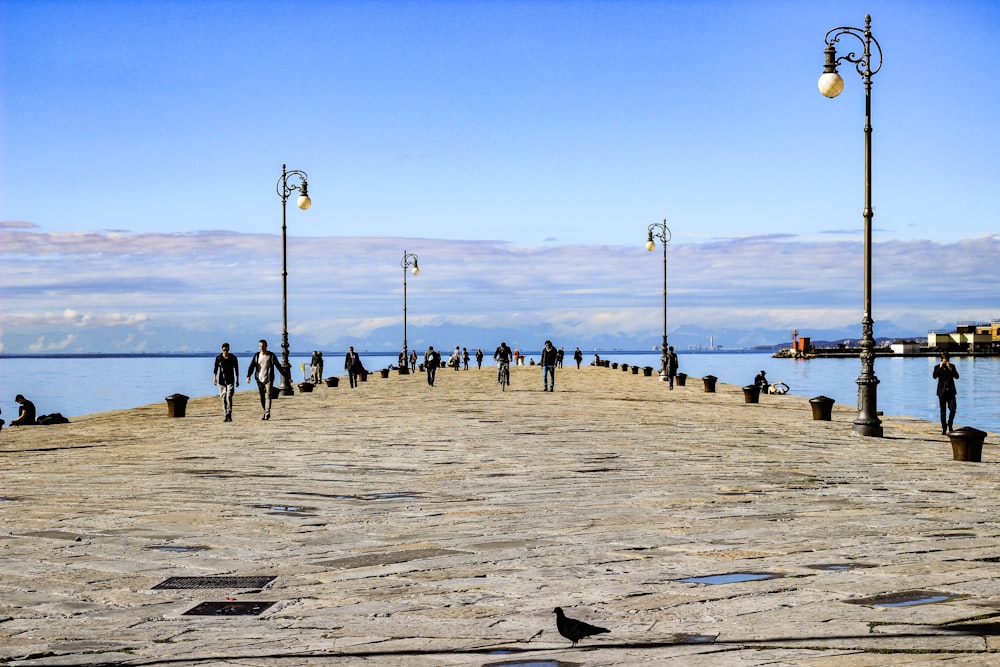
679, 572, 781, 585
845, 590, 968, 607
289, 491, 420, 502
806, 563, 876, 571
253, 504, 316, 515
483, 661, 577, 667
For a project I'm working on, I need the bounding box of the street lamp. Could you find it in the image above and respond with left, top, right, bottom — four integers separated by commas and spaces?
276, 163, 311, 396
401, 251, 420, 367
819, 15, 884, 437
646, 219, 671, 374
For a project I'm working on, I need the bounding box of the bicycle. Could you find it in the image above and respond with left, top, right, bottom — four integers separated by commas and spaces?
497, 360, 510, 391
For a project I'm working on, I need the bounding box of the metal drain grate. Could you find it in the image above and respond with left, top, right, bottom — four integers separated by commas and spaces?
152, 575, 276, 590
183, 601, 276, 616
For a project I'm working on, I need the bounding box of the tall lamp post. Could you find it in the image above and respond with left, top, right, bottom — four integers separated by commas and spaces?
818, 15, 883, 437
645, 219, 672, 374
401, 251, 420, 367
276, 164, 311, 396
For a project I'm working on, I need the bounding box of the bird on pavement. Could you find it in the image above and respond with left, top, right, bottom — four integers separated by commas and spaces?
553, 607, 610, 646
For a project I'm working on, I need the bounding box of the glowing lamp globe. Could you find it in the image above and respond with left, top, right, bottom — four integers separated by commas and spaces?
818, 72, 845, 98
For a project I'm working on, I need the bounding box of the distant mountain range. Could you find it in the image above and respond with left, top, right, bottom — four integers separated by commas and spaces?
0, 320, 927, 356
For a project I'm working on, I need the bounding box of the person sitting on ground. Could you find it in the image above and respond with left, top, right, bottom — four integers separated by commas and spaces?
754, 370, 769, 394
12, 394, 37, 426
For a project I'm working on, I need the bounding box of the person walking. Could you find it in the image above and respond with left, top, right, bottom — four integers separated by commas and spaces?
462, 347, 470, 370
933, 352, 960, 434
475, 348, 484, 369
246, 339, 290, 421
345, 346, 365, 388
11, 394, 36, 426
409, 350, 418, 373
540, 340, 558, 392
556, 347, 565, 368
310, 350, 323, 384
450, 346, 461, 370
666, 346, 679, 390
424, 346, 440, 386
212, 342, 240, 422
573, 347, 583, 369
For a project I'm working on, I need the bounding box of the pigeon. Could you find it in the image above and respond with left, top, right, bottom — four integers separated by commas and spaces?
553, 607, 610, 646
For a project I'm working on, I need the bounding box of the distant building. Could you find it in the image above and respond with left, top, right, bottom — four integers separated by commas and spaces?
927, 320, 1000, 353
890, 340, 921, 355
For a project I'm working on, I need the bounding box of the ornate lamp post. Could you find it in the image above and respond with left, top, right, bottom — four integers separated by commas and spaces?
276, 164, 311, 396
401, 251, 420, 367
645, 219, 672, 374
819, 15, 883, 437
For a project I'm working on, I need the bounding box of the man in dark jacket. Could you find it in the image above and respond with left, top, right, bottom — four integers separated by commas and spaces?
540, 340, 558, 392
933, 353, 960, 434
345, 346, 365, 388
212, 342, 240, 421
424, 346, 440, 386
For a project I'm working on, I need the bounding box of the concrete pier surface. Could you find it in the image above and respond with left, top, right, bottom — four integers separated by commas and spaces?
2, 364, 998, 666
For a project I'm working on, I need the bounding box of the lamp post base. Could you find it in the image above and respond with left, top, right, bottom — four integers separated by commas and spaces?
279, 362, 294, 396
852, 377, 883, 437
851, 421, 883, 437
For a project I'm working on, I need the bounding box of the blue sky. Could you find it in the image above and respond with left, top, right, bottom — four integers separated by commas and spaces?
1, 0, 998, 354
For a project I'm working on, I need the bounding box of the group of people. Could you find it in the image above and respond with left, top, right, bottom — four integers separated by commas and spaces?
491, 340, 560, 391
206, 343, 963, 434
213, 340, 376, 421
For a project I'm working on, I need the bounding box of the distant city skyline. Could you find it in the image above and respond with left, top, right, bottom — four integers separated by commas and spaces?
2, 1, 997, 354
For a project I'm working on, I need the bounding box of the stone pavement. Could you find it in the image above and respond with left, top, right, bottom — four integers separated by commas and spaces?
1, 363, 998, 666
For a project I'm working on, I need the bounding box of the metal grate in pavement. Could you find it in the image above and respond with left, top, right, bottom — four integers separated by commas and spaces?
152, 575, 276, 590
183, 601, 276, 616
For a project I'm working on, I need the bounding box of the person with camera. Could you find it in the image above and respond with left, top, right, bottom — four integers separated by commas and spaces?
932, 352, 960, 434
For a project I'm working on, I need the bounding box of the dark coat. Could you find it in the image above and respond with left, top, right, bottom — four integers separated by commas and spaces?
933, 363, 959, 398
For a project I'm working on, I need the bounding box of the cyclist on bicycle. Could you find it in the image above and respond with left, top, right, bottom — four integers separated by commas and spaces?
494, 342, 513, 385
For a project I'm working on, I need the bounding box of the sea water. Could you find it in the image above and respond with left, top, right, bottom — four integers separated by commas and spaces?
0, 351, 996, 433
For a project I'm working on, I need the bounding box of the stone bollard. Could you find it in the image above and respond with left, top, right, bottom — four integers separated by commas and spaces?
676, 372, 687, 387
809, 396, 835, 420
398, 366, 409, 375
702, 375, 718, 393
643, 366, 654, 376
324, 377, 339, 387
742, 385, 760, 404
947, 427, 988, 462
297, 382, 314, 393
165, 394, 189, 418
620, 364, 627, 372
380, 368, 390, 378
631, 365, 640, 374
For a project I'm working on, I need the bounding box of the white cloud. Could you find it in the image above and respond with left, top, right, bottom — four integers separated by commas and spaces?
27, 334, 78, 352
1, 228, 997, 353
